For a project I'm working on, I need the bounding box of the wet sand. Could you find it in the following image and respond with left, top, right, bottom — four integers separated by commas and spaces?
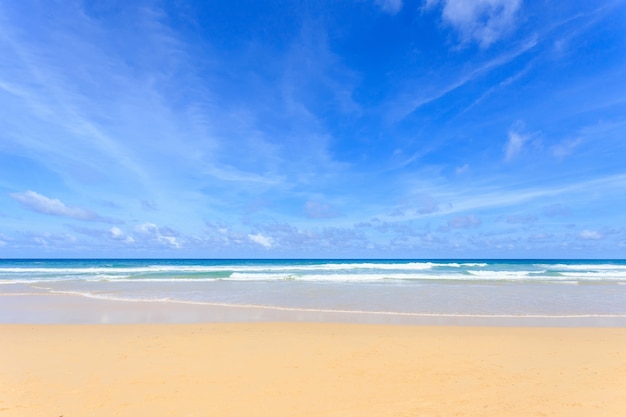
2, 293, 625, 327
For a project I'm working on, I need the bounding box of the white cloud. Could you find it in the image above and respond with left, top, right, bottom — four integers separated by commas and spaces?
109, 226, 135, 244
376, 0, 403, 14
257, 222, 370, 252
580, 230, 602, 240
504, 127, 530, 161
204, 222, 247, 246
9, 190, 117, 223
160, 235, 180, 248
135, 223, 181, 248
248, 233, 274, 249
427, 0, 522, 47
110, 226, 123, 238
136, 223, 159, 235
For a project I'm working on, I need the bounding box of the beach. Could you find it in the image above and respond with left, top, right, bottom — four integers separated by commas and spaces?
2, 317, 626, 417
2, 259, 626, 416
2, 0, 625, 413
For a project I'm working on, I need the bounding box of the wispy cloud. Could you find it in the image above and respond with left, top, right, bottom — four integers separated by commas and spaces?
447, 214, 481, 229
390, 194, 440, 217
543, 204, 570, 217
141, 200, 158, 211
580, 229, 602, 240
304, 201, 339, 219
455, 164, 470, 175
375, 0, 403, 14
391, 36, 537, 120
504, 124, 531, 161
427, 0, 523, 47
0, 2, 191, 205
459, 62, 534, 115
449, 173, 626, 215
1, 1, 624, 257
203, 164, 285, 186
10, 191, 119, 223
551, 138, 583, 158
505, 214, 537, 224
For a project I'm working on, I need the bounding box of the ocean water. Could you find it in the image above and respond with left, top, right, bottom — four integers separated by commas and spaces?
1, 259, 626, 321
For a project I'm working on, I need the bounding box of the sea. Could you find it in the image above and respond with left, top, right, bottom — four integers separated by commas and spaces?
1, 259, 626, 324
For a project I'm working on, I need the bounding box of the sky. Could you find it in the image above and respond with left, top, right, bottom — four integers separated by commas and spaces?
1, 0, 626, 258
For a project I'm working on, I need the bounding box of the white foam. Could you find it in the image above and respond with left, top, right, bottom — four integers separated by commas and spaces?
539, 263, 626, 271
439, 262, 489, 268
468, 270, 536, 279
0, 261, 453, 275
226, 272, 529, 282
2, 262, 625, 284
559, 271, 626, 280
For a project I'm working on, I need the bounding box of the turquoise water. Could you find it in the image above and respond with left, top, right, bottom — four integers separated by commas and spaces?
1, 259, 626, 318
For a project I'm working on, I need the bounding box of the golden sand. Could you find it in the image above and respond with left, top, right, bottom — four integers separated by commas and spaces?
2, 323, 626, 417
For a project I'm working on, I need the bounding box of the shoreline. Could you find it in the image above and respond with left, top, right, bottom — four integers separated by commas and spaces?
3, 322, 626, 416
2, 292, 626, 326
3, 293, 626, 416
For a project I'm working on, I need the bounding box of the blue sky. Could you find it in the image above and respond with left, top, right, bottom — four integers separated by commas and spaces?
1, 0, 625, 258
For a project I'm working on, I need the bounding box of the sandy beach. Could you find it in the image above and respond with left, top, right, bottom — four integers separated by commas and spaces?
3, 321, 626, 417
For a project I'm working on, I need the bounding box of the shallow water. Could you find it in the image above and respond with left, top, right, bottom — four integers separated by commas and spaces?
2, 259, 626, 319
